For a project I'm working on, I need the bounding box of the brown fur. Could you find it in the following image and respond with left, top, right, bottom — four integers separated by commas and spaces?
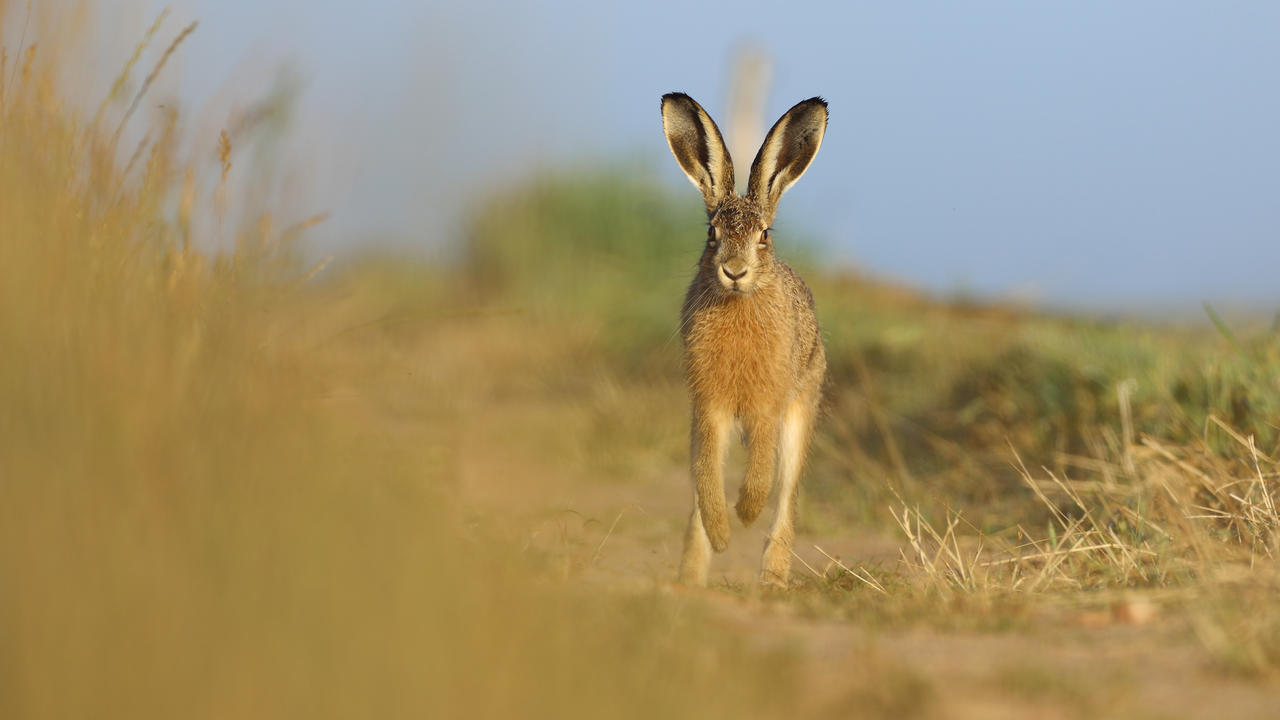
661, 93, 829, 586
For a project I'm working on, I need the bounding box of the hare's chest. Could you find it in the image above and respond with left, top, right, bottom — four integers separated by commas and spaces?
683, 301, 790, 411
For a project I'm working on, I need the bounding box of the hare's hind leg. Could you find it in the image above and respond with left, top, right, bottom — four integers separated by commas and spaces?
678, 503, 713, 586
761, 396, 819, 586
679, 405, 732, 585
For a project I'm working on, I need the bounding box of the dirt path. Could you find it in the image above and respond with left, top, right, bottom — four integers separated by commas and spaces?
449, 444, 1276, 717
570, 485, 1280, 718
456, 447, 1280, 719
418, 317, 1280, 719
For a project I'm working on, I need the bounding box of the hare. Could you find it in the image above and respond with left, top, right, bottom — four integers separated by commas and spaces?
661, 92, 828, 587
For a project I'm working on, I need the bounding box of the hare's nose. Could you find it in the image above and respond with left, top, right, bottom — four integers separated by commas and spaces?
721, 264, 748, 281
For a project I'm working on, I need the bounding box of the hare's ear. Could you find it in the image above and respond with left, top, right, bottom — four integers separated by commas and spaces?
661, 93, 735, 214
747, 97, 828, 221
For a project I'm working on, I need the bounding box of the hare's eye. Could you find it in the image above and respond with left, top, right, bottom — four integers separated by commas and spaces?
707, 229, 717, 248
758, 228, 771, 248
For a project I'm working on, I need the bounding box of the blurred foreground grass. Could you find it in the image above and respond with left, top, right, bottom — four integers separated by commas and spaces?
6, 8, 1280, 719
0, 20, 807, 720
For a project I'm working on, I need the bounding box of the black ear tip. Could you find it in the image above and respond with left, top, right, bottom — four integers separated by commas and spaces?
801, 97, 829, 123
786, 96, 829, 119
662, 91, 693, 106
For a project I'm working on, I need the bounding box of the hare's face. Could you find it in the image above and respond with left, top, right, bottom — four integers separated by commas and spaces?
703, 196, 772, 295
663, 93, 826, 298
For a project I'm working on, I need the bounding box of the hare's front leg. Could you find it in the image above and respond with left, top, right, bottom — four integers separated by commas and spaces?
736, 410, 780, 526
761, 397, 818, 586
679, 406, 732, 586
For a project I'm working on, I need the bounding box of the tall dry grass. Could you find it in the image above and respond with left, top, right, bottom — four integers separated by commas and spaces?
796, 407, 1280, 674
0, 14, 809, 720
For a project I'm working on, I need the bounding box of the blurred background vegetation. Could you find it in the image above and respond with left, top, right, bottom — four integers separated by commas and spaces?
464, 164, 1280, 528
5, 5, 1280, 719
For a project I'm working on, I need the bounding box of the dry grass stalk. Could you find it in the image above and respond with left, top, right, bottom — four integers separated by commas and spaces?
790, 549, 825, 582
812, 545, 886, 594
892, 503, 984, 597
110, 20, 198, 148
91, 7, 170, 130
215, 128, 231, 241
870, 409, 1279, 612
1, 0, 32, 106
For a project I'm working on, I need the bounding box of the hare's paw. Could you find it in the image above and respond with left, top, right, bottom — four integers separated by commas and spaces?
735, 484, 767, 526
701, 509, 730, 552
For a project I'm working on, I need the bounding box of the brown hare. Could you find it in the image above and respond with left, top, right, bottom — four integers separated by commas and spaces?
660, 92, 828, 587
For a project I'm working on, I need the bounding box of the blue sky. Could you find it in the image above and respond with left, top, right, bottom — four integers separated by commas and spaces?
67, 2, 1280, 311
